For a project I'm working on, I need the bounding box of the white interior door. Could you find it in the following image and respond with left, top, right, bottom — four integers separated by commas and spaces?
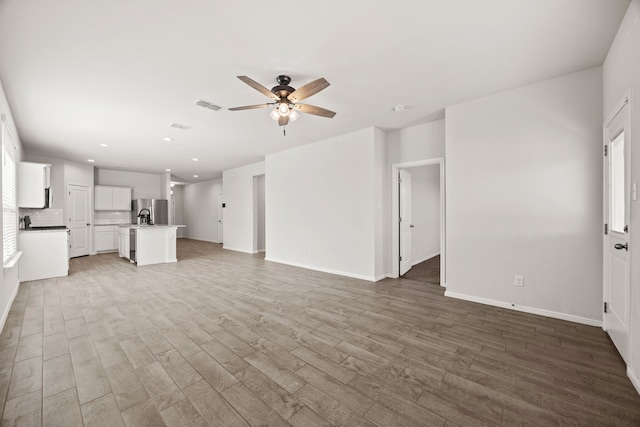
68, 184, 90, 258
218, 193, 224, 244
399, 169, 412, 276
604, 100, 631, 364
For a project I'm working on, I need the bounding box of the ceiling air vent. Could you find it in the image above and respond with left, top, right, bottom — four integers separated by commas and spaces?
195, 99, 222, 111
170, 122, 191, 130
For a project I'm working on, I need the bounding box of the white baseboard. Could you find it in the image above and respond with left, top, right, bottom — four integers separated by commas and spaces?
629, 367, 640, 396
265, 257, 378, 282
444, 291, 602, 327
411, 252, 440, 267
222, 246, 255, 254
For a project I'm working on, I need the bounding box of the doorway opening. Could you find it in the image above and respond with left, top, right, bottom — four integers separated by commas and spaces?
391, 158, 445, 284
252, 174, 266, 256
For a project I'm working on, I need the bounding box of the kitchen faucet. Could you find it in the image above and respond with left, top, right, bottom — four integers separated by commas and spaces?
138, 208, 152, 225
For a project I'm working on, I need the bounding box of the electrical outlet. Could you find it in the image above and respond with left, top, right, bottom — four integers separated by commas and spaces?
514, 275, 524, 287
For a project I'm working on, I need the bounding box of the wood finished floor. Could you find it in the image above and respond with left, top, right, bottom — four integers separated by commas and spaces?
0, 239, 639, 426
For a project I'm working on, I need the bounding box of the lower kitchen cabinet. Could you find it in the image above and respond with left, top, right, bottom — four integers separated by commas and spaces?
94, 225, 118, 252
119, 227, 130, 259
19, 230, 69, 282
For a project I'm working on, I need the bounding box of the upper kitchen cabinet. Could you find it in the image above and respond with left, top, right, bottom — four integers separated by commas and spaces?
18, 162, 51, 208
95, 185, 132, 211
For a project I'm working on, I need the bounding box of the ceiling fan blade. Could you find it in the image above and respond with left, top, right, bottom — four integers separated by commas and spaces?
237, 76, 279, 101
293, 103, 336, 118
287, 78, 330, 102
228, 104, 272, 111
278, 115, 289, 126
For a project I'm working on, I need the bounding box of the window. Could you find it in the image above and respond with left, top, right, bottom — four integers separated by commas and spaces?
2, 116, 17, 265
610, 130, 625, 233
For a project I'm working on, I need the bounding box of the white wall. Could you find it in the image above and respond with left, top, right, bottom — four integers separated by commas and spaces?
223, 162, 264, 253
254, 174, 265, 252
603, 0, 640, 392
172, 185, 185, 237
374, 128, 386, 280
385, 120, 446, 276
182, 178, 222, 242
445, 67, 604, 324
95, 168, 162, 199
410, 165, 441, 265
386, 120, 446, 165
266, 128, 383, 281
0, 79, 24, 333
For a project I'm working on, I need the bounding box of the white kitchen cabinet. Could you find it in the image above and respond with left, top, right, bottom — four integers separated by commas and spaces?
113, 187, 132, 210
94, 225, 118, 252
19, 230, 69, 282
94, 185, 132, 211
18, 162, 51, 208
119, 226, 130, 259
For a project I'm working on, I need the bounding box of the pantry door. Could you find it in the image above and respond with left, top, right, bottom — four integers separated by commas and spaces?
68, 184, 90, 258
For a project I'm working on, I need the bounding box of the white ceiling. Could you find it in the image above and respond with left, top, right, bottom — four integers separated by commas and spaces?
0, 0, 630, 183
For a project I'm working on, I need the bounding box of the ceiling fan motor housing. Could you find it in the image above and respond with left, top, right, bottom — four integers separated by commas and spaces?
272, 75, 295, 99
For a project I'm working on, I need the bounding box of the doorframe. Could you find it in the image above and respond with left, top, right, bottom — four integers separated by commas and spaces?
602, 89, 633, 340
252, 174, 266, 254
391, 158, 445, 284
218, 193, 224, 244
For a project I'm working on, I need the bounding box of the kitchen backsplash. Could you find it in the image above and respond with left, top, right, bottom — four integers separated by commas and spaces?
19, 208, 64, 227
94, 211, 132, 225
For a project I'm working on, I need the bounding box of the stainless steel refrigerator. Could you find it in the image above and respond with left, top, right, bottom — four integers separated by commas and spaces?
131, 199, 169, 225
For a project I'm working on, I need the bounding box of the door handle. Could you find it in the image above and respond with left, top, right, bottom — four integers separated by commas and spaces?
614, 243, 628, 251
410, 224, 415, 228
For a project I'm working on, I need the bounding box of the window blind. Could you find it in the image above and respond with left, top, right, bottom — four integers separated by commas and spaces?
2, 116, 17, 265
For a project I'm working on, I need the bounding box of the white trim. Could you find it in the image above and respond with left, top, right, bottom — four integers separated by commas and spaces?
0, 282, 19, 334
411, 252, 440, 267
628, 366, 640, 396
391, 158, 446, 285
266, 257, 379, 282
444, 291, 602, 327
3, 250, 21, 271
223, 245, 256, 254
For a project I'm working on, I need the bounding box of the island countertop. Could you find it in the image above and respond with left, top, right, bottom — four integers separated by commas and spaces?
119, 224, 185, 229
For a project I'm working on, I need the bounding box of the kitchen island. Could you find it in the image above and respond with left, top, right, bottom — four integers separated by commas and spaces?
119, 225, 184, 266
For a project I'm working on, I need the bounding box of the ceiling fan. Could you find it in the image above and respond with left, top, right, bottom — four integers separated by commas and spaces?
229, 75, 336, 127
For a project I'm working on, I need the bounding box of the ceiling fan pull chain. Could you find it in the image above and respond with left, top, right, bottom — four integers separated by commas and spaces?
283, 126, 286, 137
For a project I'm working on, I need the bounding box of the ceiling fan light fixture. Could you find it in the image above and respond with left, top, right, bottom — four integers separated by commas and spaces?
270, 108, 280, 121
289, 109, 299, 122
278, 103, 290, 117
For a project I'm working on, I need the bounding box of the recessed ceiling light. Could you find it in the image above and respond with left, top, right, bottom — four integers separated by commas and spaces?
195, 99, 222, 111
163, 137, 173, 142
192, 158, 199, 162
87, 159, 95, 163
99, 143, 109, 147
165, 168, 171, 172
193, 175, 198, 178
392, 104, 406, 112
